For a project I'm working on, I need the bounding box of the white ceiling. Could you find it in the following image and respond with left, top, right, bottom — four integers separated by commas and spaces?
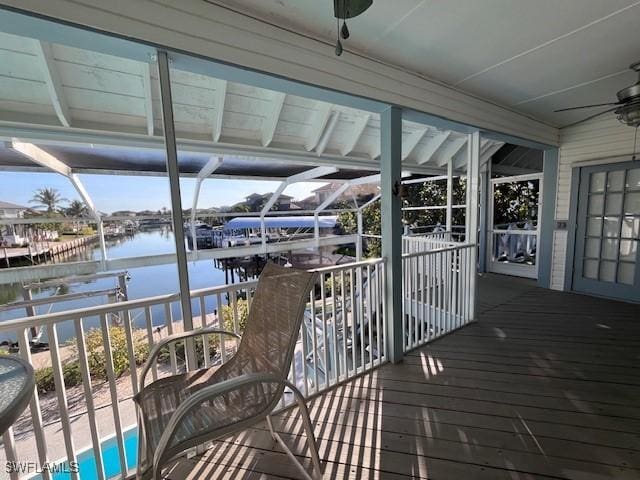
0, 31, 504, 177
212, 0, 640, 128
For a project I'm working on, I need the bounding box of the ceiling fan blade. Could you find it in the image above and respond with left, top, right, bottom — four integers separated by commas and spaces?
554, 102, 621, 112
563, 106, 620, 128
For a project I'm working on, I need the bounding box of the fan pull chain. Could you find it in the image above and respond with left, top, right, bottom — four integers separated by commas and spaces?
633, 125, 638, 161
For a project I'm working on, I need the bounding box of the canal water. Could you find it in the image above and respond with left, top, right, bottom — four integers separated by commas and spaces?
0, 229, 231, 344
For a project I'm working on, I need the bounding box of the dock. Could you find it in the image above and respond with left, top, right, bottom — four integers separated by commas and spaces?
1, 235, 99, 268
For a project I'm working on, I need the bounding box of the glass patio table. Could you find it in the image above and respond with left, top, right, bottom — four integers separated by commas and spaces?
0, 355, 35, 435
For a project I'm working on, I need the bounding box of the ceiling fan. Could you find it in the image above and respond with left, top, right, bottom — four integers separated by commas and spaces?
555, 61, 640, 128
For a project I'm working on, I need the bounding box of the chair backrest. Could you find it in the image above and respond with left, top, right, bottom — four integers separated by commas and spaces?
221, 262, 316, 384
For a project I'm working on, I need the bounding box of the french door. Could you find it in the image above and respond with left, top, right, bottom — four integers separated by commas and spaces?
573, 162, 640, 301
487, 174, 542, 279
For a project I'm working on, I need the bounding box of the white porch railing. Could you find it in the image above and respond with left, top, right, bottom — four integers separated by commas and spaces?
402, 243, 476, 352
0, 259, 386, 480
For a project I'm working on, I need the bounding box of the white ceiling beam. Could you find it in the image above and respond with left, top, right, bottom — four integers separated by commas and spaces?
197, 156, 223, 180
191, 156, 223, 254
436, 137, 467, 167
11, 140, 72, 176
212, 79, 227, 142
416, 131, 450, 165
402, 127, 429, 161
341, 114, 370, 156
33, 41, 70, 128
480, 142, 505, 165
316, 111, 340, 155
305, 102, 333, 151
263, 166, 337, 216
141, 62, 154, 136
315, 183, 351, 213
261, 91, 286, 147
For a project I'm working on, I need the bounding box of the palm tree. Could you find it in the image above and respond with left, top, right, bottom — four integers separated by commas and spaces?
66, 200, 89, 217
30, 187, 66, 213
65, 200, 89, 236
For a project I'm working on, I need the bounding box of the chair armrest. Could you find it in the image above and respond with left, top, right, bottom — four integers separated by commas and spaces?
139, 326, 241, 392
152, 373, 283, 476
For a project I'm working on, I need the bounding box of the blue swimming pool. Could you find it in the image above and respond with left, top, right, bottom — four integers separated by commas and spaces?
32, 426, 139, 480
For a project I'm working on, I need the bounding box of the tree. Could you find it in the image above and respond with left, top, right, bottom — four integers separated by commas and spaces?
31, 187, 66, 213
65, 200, 90, 236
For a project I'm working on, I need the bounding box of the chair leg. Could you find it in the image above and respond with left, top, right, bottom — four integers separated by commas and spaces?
295, 396, 322, 478
269, 381, 322, 480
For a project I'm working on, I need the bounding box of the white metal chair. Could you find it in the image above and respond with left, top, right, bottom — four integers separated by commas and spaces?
134, 262, 322, 480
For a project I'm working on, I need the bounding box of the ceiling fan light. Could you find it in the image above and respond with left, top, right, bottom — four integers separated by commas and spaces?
616, 103, 640, 128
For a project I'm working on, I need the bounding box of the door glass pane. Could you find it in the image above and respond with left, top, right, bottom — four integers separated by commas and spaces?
583, 259, 598, 279
586, 217, 602, 236
607, 170, 624, 191
605, 193, 622, 215
626, 168, 640, 190
602, 216, 620, 237
621, 216, 640, 238
619, 240, 637, 262
590, 172, 605, 193
617, 262, 635, 285
599, 261, 616, 282
588, 195, 604, 215
625, 193, 640, 215
601, 238, 619, 260
584, 238, 600, 258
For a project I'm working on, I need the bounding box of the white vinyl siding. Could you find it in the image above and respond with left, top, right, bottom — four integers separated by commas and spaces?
551, 116, 638, 290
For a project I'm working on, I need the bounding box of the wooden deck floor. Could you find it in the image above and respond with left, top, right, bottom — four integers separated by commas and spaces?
168, 274, 640, 479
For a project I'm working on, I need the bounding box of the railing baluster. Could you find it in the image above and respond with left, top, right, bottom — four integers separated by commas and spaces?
447, 249, 453, 334
144, 306, 158, 381
200, 296, 210, 368
231, 289, 240, 354
414, 256, 420, 346
17, 328, 50, 480
309, 289, 318, 393
99, 312, 128, 477
46, 322, 79, 480
330, 271, 339, 382
340, 270, 348, 376
349, 268, 356, 374
2, 428, 19, 480
163, 302, 178, 373
74, 318, 106, 480
426, 253, 432, 342
300, 305, 309, 397
121, 308, 139, 394
320, 272, 329, 388
358, 265, 366, 373
402, 257, 407, 352
366, 264, 374, 367
374, 264, 382, 366
216, 293, 226, 364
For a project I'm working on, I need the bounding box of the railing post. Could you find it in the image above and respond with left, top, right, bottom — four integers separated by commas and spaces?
157, 50, 196, 369
356, 209, 363, 261
478, 163, 490, 273
446, 158, 453, 232
466, 131, 481, 320
381, 106, 403, 363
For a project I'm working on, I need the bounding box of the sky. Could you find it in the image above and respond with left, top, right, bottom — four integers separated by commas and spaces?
0, 171, 326, 214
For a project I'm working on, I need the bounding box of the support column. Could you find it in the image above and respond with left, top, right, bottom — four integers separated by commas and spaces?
465, 131, 481, 320
538, 148, 559, 289
157, 51, 196, 368
356, 210, 363, 261
381, 106, 403, 363
478, 162, 490, 273
446, 159, 453, 233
